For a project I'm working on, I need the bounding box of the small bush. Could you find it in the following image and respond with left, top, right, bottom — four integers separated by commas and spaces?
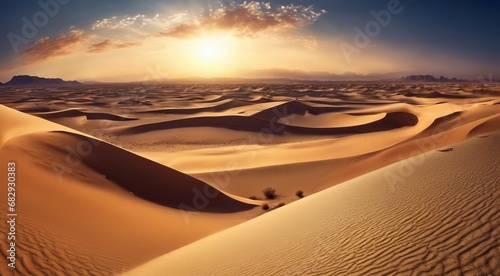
249, 196, 258, 200
296, 190, 304, 198
262, 187, 278, 200
261, 204, 270, 211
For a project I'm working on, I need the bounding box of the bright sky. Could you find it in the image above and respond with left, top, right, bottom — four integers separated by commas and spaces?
0, 0, 498, 82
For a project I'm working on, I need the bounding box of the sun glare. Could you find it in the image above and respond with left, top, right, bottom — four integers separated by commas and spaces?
181, 35, 237, 76
200, 42, 220, 60
194, 36, 230, 62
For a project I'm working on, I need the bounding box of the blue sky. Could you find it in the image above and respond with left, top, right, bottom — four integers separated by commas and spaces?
1, 0, 498, 81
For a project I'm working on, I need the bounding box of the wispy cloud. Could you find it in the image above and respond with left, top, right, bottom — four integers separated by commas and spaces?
19, 28, 89, 64
88, 39, 114, 52
88, 39, 141, 53
158, 2, 326, 38
91, 13, 187, 30
90, 2, 325, 39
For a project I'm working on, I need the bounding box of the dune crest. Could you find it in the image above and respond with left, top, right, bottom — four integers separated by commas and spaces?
128, 133, 500, 275
0, 105, 256, 275
0, 82, 498, 275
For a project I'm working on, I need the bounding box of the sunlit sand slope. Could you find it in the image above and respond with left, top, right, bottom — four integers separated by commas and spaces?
129, 133, 500, 275
0, 105, 255, 275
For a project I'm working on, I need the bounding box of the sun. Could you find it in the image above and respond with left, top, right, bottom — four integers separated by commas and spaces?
193, 36, 230, 62
182, 34, 237, 76
200, 42, 221, 61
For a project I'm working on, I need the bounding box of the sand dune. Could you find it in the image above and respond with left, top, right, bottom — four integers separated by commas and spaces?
117, 111, 418, 136
0, 105, 257, 275
33, 131, 253, 212
277, 112, 387, 128
128, 133, 500, 276
34, 108, 137, 121
33, 109, 136, 121
136, 99, 251, 114
187, 111, 500, 199
0, 82, 498, 275
133, 105, 473, 174
252, 100, 353, 118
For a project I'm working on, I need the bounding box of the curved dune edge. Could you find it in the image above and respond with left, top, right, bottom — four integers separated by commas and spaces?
116, 111, 418, 136
0, 104, 73, 146
468, 114, 500, 137
251, 100, 354, 119
34, 108, 137, 121
0, 135, 256, 275
134, 112, 452, 174
189, 111, 500, 198
0, 105, 258, 275
127, 133, 500, 276
0, 105, 253, 212
135, 99, 251, 114
134, 103, 499, 175
277, 112, 387, 128
40, 131, 254, 212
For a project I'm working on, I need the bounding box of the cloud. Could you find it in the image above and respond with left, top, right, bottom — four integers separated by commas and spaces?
89, 2, 325, 39
91, 13, 187, 30
19, 28, 89, 64
88, 39, 113, 52
158, 1, 326, 38
115, 41, 142, 49
88, 39, 141, 53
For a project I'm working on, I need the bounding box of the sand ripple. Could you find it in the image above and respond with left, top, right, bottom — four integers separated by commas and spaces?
129, 134, 500, 275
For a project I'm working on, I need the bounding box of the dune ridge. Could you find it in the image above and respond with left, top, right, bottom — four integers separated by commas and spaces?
41, 131, 253, 212
0, 105, 256, 275
35, 109, 137, 121
128, 133, 500, 275
117, 111, 418, 136
0, 82, 498, 275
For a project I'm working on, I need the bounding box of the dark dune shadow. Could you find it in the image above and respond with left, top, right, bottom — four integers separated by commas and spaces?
39, 131, 255, 213
36, 109, 138, 121
118, 109, 419, 136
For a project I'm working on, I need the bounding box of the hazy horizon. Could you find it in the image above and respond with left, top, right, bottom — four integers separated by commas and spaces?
1, 71, 493, 85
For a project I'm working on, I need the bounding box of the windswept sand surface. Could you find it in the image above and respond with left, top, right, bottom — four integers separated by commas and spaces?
0, 82, 499, 275
129, 133, 500, 275
0, 105, 256, 275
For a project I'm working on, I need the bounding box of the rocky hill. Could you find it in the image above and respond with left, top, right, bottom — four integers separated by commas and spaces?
401, 75, 467, 82
3, 75, 83, 86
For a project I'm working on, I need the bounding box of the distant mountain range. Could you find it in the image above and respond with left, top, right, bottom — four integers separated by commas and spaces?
241, 68, 403, 81
2, 75, 83, 86
0, 74, 497, 86
400, 75, 468, 82
240, 69, 498, 82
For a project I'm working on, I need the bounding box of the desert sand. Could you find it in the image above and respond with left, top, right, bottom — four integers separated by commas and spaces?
129, 132, 500, 275
0, 82, 499, 275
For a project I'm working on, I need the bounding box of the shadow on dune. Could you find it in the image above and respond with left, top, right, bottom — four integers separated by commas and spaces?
118, 108, 418, 136
252, 101, 349, 118
405, 91, 477, 99
35, 109, 138, 121
135, 99, 250, 115
41, 131, 254, 213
